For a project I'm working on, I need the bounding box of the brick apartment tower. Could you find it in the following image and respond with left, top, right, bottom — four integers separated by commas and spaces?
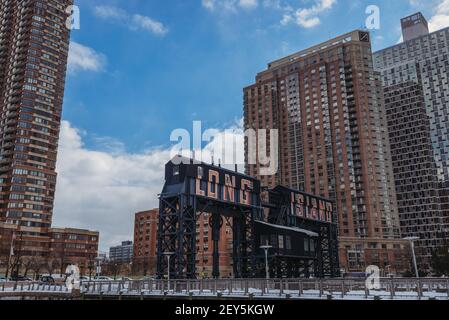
133, 210, 159, 276
374, 13, 449, 268
244, 30, 409, 273
0, 1, 73, 259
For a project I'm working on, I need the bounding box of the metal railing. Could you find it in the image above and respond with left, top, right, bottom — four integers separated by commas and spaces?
79, 278, 449, 300
0, 281, 69, 292
2, 278, 449, 300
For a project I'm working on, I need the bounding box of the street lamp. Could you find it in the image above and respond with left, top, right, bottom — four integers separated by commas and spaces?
404, 237, 420, 278
260, 244, 273, 280
162, 252, 175, 291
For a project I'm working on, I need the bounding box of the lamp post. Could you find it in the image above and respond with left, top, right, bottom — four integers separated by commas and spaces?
162, 252, 175, 291
404, 237, 420, 278
260, 244, 273, 280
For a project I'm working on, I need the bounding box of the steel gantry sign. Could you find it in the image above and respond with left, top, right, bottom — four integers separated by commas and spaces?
157, 156, 340, 279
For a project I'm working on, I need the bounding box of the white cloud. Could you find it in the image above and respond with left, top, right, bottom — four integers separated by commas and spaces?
282, 0, 337, 29
428, 0, 449, 31
53, 120, 245, 251
239, 0, 258, 9
408, 0, 449, 32
201, 0, 259, 12
94, 5, 127, 20
94, 5, 168, 36
68, 42, 106, 73
131, 14, 168, 36
262, 0, 285, 10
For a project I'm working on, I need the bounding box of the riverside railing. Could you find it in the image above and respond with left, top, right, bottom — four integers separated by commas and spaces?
0, 281, 70, 294
79, 278, 449, 300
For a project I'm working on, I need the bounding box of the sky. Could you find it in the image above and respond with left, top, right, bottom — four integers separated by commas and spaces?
52, 0, 449, 252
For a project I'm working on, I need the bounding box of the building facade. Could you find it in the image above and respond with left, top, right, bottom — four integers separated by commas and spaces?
109, 241, 133, 264
133, 210, 158, 276
339, 237, 410, 276
195, 212, 234, 279
373, 13, 449, 269
0, 0, 99, 275
244, 30, 408, 273
48, 228, 99, 276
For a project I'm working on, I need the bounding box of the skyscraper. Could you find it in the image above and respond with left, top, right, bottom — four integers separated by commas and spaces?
374, 13, 449, 268
0, 0, 72, 258
0, 1, 99, 277
244, 30, 409, 273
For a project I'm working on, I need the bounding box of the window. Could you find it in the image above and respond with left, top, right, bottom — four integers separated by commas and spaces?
310, 240, 316, 253
304, 238, 310, 253
286, 236, 292, 250
173, 166, 180, 176
278, 235, 284, 249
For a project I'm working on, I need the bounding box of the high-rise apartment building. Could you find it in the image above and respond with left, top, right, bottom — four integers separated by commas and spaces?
244, 30, 408, 273
0, 0, 100, 275
373, 13, 449, 268
0, 0, 72, 256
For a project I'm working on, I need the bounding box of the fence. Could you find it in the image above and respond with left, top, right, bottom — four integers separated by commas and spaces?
1, 278, 449, 300
0, 281, 72, 300
79, 278, 449, 300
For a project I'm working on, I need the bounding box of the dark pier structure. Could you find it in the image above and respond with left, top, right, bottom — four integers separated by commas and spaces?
157, 156, 340, 279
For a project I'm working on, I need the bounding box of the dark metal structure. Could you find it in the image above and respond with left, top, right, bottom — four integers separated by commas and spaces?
261, 186, 340, 278
157, 156, 263, 279
157, 156, 340, 279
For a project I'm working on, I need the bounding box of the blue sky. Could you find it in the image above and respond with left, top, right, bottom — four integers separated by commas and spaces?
54, 0, 449, 251
65, 0, 445, 152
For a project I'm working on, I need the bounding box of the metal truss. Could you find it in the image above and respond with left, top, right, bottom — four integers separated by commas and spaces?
157, 193, 197, 279
157, 190, 262, 279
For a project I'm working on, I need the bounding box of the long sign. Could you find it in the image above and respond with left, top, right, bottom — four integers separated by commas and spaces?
193, 166, 259, 206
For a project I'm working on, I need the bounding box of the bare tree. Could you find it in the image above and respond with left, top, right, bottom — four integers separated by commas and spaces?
22, 258, 34, 277
7, 232, 24, 279
30, 257, 44, 281
87, 255, 96, 280
44, 259, 60, 277
108, 262, 122, 280
54, 247, 67, 277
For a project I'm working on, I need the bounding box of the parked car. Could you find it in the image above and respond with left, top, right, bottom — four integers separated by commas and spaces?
0, 276, 7, 282
93, 276, 114, 282
39, 276, 55, 284
118, 277, 132, 281
9, 275, 33, 282
343, 272, 368, 279
79, 276, 90, 281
